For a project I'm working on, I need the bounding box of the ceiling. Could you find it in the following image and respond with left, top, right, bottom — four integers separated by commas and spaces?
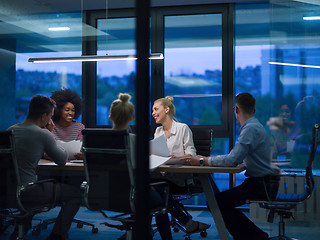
0, 0, 268, 15
0, 0, 319, 54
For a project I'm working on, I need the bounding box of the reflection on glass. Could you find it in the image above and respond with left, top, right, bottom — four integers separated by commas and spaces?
164, 14, 223, 125
235, 2, 320, 169
15, 52, 82, 123
96, 18, 136, 126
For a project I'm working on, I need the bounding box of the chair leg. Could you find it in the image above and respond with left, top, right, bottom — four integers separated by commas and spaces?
125, 229, 132, 240
269, 214, 296, 240
279, 216, 285, 237
16, 224, 25, 240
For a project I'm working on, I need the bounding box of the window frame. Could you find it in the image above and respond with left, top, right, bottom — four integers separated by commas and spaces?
82, 4, 235, 152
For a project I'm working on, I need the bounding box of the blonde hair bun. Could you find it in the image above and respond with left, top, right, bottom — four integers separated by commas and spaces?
119, 93, 131, 103
165, 96, 174, 102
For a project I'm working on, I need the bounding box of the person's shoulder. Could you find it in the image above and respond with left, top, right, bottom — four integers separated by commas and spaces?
7, 123, 19, 131
74, 121, 85, 129
174, 121, 188, 128
174, 121, 190, 131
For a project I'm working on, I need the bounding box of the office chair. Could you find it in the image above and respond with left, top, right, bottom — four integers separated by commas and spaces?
81, 128, 170, 240
0, 130, 57, 240
248, 123, 319, 240
170, 127, 213, 239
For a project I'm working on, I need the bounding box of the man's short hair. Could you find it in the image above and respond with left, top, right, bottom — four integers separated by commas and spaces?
235, 92, 255, 115
27, 95, 56, 120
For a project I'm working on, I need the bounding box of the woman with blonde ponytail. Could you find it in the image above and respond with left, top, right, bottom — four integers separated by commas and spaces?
109, 93, 172, 240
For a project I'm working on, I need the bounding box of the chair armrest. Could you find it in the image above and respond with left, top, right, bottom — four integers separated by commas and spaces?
81, 181, 90, 210
18, 179, 58, 213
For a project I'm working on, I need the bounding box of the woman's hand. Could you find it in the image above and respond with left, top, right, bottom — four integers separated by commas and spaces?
74, 152, 83, 160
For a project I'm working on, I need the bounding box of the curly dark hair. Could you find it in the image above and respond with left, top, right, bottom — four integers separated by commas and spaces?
50, 89, 82, 122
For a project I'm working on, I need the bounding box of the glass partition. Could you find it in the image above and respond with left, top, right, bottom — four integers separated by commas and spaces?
164, 14, 223, 126
235, 1, 320, 170
1, 12, 83, 127
96, 17, 136, 126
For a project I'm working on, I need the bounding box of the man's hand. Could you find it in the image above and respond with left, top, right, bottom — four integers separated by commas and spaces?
45, 119, 55, 132
183, 155, 209, 166
183, 155, 205, 166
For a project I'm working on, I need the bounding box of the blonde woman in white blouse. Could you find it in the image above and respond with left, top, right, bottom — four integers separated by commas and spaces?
152, 96, 210, 235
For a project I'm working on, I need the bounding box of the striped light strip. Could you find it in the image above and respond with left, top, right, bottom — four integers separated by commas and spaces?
48, 27, 71, 31
303, 16, 320, 21
269, 62, 320, 69
29, 53, 164, 63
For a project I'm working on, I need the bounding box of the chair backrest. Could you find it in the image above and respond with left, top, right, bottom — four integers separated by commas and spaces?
189, 126, 213, 156
0, 130, 21, 208
305, 123, 319, 197
275, 123, 319, 202
82, 128, 134, 213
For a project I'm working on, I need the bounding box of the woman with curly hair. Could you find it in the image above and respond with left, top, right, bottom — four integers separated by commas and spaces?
50, 89, 85, 142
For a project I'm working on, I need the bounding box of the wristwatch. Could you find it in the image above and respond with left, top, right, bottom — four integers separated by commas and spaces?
199, 157, 205, 166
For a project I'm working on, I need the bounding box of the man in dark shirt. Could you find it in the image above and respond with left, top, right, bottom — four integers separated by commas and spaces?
8, 95, 81, 240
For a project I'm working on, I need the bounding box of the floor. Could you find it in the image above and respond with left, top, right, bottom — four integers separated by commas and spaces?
1, 207, 320, 240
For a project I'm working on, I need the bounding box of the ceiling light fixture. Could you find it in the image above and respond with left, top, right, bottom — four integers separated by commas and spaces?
303, 16, 320, 20
48, 27, 71, 31
269, 61, 320, 69
29, 0, 164, 63
28, 53, 164, 63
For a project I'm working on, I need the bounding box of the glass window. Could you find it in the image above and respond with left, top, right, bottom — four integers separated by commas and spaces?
96, 18, 136, 126
5, 11, 83, 126
164, 14, 223, 126
235, 1, 320, 170
16, 52, 82, 123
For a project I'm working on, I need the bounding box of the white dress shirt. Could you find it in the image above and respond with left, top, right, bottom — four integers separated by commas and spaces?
154, 120, 196, 157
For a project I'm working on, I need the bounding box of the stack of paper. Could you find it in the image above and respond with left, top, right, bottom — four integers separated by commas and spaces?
56, 140, 82, 160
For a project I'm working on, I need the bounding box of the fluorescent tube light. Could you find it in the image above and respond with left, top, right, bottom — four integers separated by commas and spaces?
303, 16, 320, 20
269, 61, 320, 69
48, 27, 71, 31
28, 53, 164, 63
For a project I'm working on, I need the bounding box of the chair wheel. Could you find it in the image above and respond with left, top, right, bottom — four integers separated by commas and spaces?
173, 227, 179, 232
77, 223, 84, 228
200, 231, 207, 237
184, 236, 191, 240
92, 227, 98, 233
42, 223, 48, 230
32, 227, 41, 236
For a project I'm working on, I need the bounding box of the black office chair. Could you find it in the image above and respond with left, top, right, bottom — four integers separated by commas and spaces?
81, 128, 170, 240
170, 127, 213, 239
248, 123, 319, 240
0, 130, 57, 240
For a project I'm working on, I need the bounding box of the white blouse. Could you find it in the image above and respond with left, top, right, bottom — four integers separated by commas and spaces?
154, 120, 196, 157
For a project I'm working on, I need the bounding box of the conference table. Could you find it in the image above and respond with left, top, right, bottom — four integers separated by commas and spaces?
156, 164, 246, 240
38, 160, 246, 240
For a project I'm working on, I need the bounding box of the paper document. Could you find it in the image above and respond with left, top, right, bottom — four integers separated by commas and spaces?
57, 140, 82, 160
149, 134, 185, 170
150, 134, 170, 157
149, 134, 170, 170
149, 155, 171, 171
